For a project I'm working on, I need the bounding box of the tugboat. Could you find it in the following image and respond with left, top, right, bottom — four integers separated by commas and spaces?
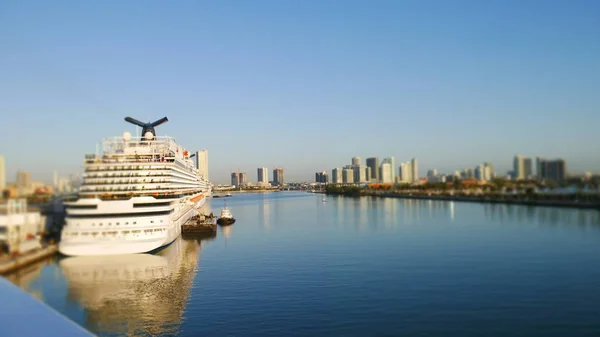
217, 203, 236, 226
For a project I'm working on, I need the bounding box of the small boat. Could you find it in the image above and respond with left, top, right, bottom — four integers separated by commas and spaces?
217, 204, 236, 226
322, 197, 327, 203
225, 192, 232, 197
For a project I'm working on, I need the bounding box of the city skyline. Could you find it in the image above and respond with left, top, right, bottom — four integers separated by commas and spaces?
1, 1, 599, 184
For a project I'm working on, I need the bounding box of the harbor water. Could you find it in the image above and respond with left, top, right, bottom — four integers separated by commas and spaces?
6, 192, 600, 336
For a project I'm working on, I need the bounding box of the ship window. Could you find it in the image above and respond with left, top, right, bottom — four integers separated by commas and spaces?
99, 223, 103, 226
92, 223, 95, 226
123, 231, 130, 234
150, 221, 154, 223
108, 223, 112, 226
133, 222, 137, 224
125, 222, 129, 225
116, 222, 120, 226
160, 220, 163, 223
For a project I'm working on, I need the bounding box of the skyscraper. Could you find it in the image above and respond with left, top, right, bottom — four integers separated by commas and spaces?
411, 158, 419, 183
538, 159, 567, 182
0, 156, 5, 191
273, 168, 284, 186
353, 165, 368, 183
383, 157, 396, 183
332, 168, 343, 184
380, 163, 392, 183
366, 157, 380, 182
352, 156, 361, 166
399, 162, 412, 183
315, 171, 329, 184
523, 158, 532, 179
238, 172, 247, 186
257, 167, 269, 184
342, 168, 354, 184
513, 155, 532, 180
195, 150, 209, 181
231, 172, 239, 186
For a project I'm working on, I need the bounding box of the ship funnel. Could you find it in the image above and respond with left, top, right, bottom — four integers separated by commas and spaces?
124, 116, 168, 138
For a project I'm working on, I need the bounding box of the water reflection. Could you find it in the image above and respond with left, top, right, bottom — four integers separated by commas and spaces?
484, 203, 600, 229
58, 237, 202, 336
258, 199, 271, 232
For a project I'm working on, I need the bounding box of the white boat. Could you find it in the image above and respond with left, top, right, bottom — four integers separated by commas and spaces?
59, 116, 211, 256
216, 204, 235, 226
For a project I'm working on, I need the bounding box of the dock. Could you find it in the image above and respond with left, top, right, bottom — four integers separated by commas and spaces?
0, 245, 58, 276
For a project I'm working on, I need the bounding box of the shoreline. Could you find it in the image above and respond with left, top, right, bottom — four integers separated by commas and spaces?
326, 191, 600, 210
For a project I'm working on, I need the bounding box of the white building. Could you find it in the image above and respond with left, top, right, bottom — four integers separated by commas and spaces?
257, 167, 269, 185
399, 162, 413, 183
383, 157, 395, 184
353, 165, 368, 183
0, 155, 5, 191
380, 163, 392, 184
0, 199, 44, 254
411, 158, 419, 183
332, 168, 343, 184
195, 150, 209, 182
352, 156, 361, 166
342, 169, 354, 184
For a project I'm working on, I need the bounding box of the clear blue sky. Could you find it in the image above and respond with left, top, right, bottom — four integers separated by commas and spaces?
1, 0, 599, 184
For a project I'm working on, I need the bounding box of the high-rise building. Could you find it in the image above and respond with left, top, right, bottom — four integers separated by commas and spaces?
366, 157, 380, 182
483, 162, 494, 181
536, 157, 543, 179
315, 171, 329, 184
332, 168, 343, 184
399, 162, 412, 183
238, 172, 247, 186
352, 156, 361, 166
427, 169, 438, 179
513, 155, 532, 180
257, 167, 269, 184
342, 168, 354, 184
365, 166, 372, 183
383, 157, 396, 183
380, 163, 392, 183
17, 170, 32, 195
474, 164, 484, 180
353, 165, 368, 183
538, 159, 567, 182
523, 158, 532, 179
195, 150, 209, 181
231, 172, 239, 186
273, 168, 284, 186
410, 158, 419, 183
0, 155, 5, 191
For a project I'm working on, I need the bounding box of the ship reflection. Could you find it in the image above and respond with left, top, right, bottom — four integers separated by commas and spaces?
58, 237, 203, 336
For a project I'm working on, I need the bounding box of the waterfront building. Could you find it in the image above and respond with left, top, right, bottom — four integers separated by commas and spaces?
273, 168, 284, 186
427, 169, 438, 180
257, 167, 268, 184
366, 157, 380, 182
195, 150, 209, 182
342, 169, 354, 184
483, 162, 494, 181
474, 165, 484, 181
352, 156, 361, 167
513, 155, 532, 180
231, 172, 239, 186
380, 163, 392, 184
383, 157, 396, 184
353, 165, 367, 183
399, 162, 412, 183
0, 199, 44, 254
238, 172, 247, 186
538, 159, 567, 182
332, 168, 343, 184
315, 171, 329, 184
365, 167, 372, 183
410, 158, 419, 183
0, 155, 5, 191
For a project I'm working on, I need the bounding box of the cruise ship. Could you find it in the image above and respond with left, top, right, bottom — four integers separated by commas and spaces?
59, 117, 210, 256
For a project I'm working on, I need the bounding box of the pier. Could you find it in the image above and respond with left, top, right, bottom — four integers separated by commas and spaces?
0, 245, 58, 276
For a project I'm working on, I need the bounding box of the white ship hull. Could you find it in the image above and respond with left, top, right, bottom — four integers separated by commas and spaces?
59, 195, 205, 256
